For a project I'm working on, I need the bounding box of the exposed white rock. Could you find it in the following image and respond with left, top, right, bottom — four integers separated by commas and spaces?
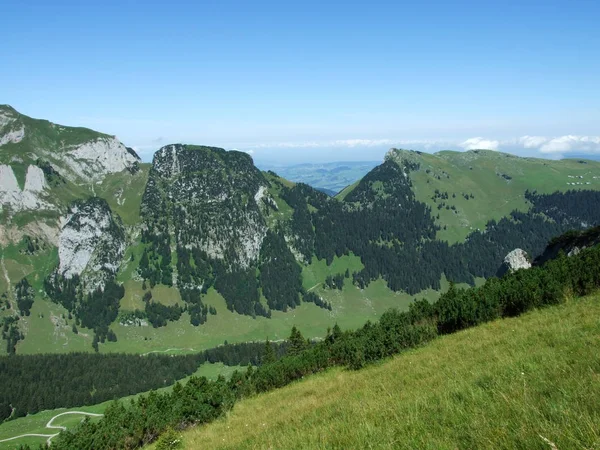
0, 164, 50, 212
497, 248, 531, 277
55, 137, 138, 183
0, 126, 25, 146
254, 185, 267, 204
0, 164, 19, 192
0, 112, 14, 128
24, 165, 47, 192
57, 199, 126, 292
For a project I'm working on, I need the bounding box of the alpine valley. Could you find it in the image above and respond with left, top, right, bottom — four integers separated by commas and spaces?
2, 105, 600, 358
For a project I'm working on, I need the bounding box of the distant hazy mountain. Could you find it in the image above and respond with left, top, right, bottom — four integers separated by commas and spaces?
257, 161, 379, 195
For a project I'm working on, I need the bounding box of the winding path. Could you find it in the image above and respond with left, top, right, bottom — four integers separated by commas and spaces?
142, 347, 195, 356
0, 411, 103, 445
307, 283, 321, 292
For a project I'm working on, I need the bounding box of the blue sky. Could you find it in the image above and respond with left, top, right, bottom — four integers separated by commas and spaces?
2, 0, 599, 163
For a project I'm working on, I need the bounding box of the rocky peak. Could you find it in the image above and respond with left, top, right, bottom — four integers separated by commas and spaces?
384, 149, 423, 176
0, 106, 139, 184
496, 248, 532, 277
60, 136, 139, 183
142, 144, 270, 270
0, 105, 25, 146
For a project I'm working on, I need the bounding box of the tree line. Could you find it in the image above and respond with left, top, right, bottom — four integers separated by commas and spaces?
0, 340, 289, 422
41, 233, 600, 450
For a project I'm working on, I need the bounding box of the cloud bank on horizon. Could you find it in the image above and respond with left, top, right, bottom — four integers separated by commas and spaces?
132, 134, 600, 165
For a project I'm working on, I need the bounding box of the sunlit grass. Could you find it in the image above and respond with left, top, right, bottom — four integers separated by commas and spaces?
176, 294, 600, 449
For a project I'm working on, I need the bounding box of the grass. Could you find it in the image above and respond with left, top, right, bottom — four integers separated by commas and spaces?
96, 164, 151, 226
0, 362, 242, 450
173, 293, 600, 450
386, 149, 600, 243
97, 252, 455, 355
4, 250, 461, 355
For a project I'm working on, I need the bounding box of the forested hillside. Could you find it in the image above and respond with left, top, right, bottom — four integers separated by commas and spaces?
3, 107, 600, 357
44, 235, 600, 450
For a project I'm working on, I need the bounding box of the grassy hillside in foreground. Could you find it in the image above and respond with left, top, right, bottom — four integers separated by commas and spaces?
172, 294, 600, 450
0, 363, 241, 450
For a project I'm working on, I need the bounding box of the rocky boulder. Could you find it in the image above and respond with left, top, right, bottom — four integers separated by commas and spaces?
496, 248, 531, 277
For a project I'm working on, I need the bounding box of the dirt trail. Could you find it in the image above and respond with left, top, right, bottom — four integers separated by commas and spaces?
307, 283, 321, 292
141, 347, 195, 356
0, 411, 103, 445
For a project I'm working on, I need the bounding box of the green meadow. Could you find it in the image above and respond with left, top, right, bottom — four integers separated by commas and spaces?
174, 293, 600, 449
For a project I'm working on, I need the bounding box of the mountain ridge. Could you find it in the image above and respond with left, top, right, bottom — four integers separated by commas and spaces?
2, 107, 600, 356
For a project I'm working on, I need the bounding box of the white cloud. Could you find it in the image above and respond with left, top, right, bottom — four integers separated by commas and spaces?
332, 139, 394, 147
245, 138, 455, 149
538, 135, 600, 154
518, 135, 548, 148
459, 137, 500, 151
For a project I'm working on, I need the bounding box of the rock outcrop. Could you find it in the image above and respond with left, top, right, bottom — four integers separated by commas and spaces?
0, 164, 51, 212
496, 248, 532, 277
57, 197, 126, 292
142, 144, 270, 269
534, 226, 600, 266
58, 137, 139, 183
0, 105, 140, 186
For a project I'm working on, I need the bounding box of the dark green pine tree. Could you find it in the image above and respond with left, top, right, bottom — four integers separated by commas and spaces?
288, 326, 308, 356
262, 338, 276, 364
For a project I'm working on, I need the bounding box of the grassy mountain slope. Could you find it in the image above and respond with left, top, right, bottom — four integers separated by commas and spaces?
0, 105, 110, 166
174, 293, 600, 449
384, 149, 600, 243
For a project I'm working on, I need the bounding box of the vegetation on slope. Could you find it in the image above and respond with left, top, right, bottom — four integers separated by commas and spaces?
0, 341, 289, 421
43, 238, 600, 449
180, 293, 600, 450
6, 133, 600, 358
0, 363, 240, 450
386, 148, 600, 242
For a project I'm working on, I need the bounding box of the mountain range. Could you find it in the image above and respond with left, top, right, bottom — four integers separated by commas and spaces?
2, 105, 600, 356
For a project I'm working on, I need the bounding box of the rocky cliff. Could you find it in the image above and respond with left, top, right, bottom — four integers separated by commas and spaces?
56, 197, 126, 292
0, 164, 50, 213
141, 144, 271, 275
0, 105, 140, 217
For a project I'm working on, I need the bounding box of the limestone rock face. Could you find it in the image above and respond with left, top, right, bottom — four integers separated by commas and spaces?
57, 198, 126, 292
497, 248, 531, 277
0, 164, 50, 212
142, 144, 271, 271
59, 137, 139, 183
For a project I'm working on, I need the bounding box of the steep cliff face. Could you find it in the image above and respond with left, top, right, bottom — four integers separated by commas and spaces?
0, 105, 143, 247
56, 136, 139, 183
0, 104, 139, 189
0, 164, 50, 212
57, 197, 126, 291
142, 144, 270, 271
139, 144, 303, 318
